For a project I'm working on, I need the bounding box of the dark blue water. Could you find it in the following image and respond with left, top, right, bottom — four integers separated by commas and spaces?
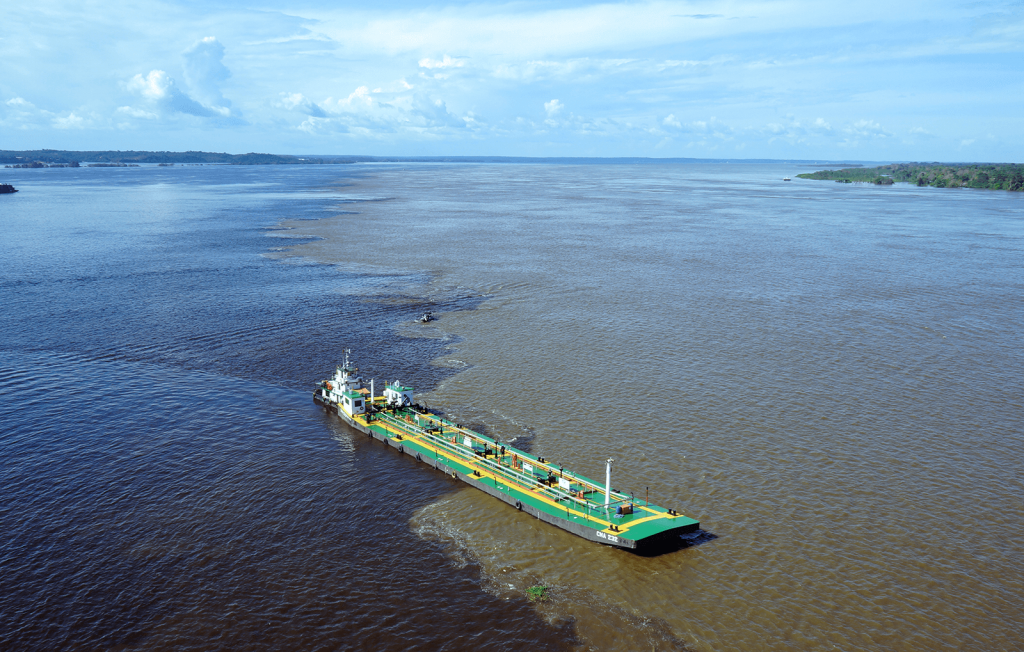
0, 166, 574, 651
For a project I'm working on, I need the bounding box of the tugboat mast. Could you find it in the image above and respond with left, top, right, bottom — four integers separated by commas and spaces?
605, 458, 613, 509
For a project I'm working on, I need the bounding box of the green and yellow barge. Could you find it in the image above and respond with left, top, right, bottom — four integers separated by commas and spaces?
313, 352, 699, 550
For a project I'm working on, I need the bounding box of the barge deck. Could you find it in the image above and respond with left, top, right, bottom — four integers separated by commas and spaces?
314, 353, 699, 551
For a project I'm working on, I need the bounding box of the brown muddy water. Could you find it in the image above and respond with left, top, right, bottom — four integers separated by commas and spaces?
278, 162, 1024, 651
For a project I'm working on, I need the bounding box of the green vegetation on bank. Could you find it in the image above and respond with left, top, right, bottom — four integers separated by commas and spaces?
797, 163, 1024, 191
0, 149, 354, 166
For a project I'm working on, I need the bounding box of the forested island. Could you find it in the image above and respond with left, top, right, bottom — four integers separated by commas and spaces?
798, 163, 1024, 191
0, 150, 354, 166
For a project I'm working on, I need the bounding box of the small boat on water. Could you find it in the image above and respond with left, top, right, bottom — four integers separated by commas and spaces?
313, 351, 701, 550
782, 177, 791, 181
417, 311, 434, 323
0, 183, 18, 194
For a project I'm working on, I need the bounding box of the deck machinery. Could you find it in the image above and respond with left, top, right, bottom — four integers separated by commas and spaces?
314, 352, 700, 550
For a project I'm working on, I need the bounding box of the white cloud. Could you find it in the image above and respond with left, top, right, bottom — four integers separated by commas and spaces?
419, 55, 465, 69
116, 106, 158, 119
182, 37, 234, 113
960, 138, 976, 147
127, 70, 174, 101
298, 116, 348, 135
493, 58, 637, 82
660, 115, 732, 140
760, 116, 833, 141
126, 68, 232, 119
544, 99, 564, 117
657, 59, 708, 71
279, 92, 327, 118
844, 119, 892, 139
324, 2, 904, 61
296, 84, 467, 137
53, 112, 86, 129
1, 96, 52, 130
119, 38, 236, 124
325, 86, 375, 109
416, 98, 465, 128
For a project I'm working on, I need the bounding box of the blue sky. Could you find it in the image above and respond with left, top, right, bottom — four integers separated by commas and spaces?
2, 0, 1022, 160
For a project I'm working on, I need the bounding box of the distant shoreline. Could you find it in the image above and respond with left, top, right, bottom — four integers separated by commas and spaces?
0, 150, 905, 167
798, 163, 1024, 191
4, 151, 1021, 177
0, 150, 355, 167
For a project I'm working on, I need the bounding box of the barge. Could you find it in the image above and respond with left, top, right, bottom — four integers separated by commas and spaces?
314, 351, 700, 550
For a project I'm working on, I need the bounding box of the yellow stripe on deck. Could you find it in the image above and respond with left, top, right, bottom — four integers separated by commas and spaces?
366, 413, 625, 529
356, 409, 687, 536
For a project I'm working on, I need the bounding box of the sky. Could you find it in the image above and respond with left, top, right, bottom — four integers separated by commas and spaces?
2, 0, 1022, 160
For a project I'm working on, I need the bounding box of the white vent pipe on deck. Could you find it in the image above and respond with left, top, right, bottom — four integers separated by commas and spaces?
605, 458, 613, 509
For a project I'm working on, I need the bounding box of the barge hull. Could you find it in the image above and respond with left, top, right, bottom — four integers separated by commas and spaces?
314, 395, 699, 551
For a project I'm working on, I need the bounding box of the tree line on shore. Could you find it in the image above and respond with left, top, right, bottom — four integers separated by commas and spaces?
798, 163, 1024, 191
5, 160, 80, 168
